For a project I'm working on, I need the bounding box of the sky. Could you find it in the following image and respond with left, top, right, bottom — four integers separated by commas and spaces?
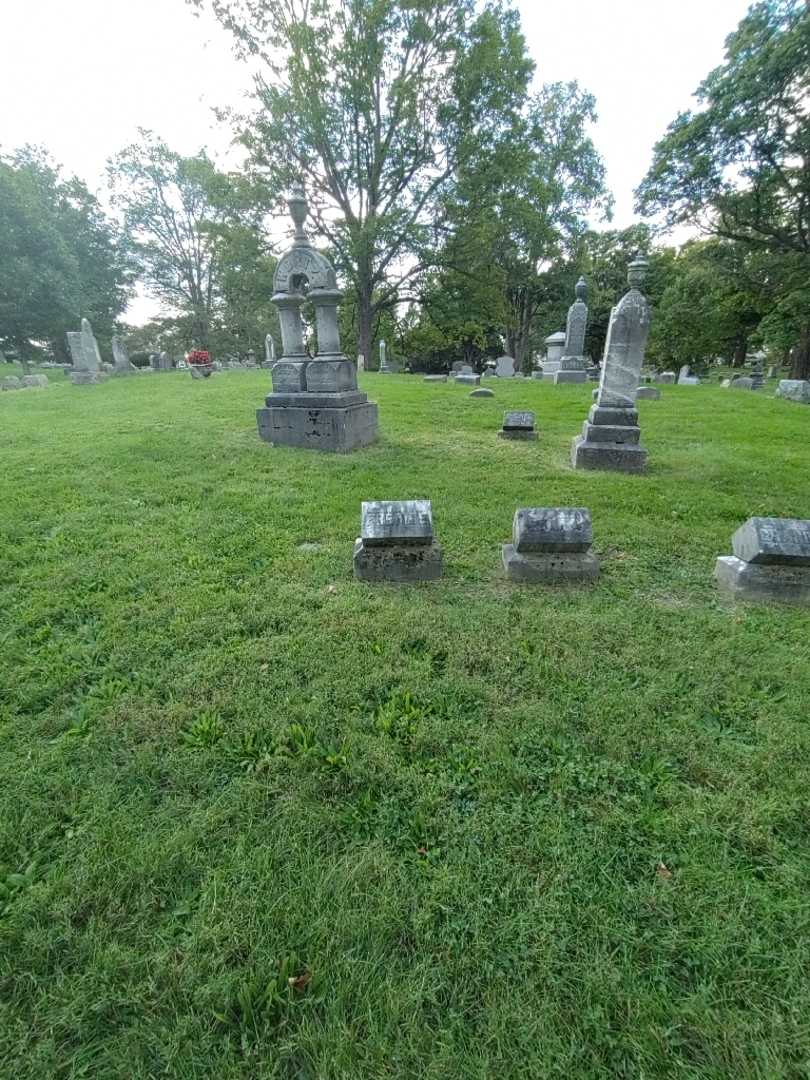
1, 0, 752, 323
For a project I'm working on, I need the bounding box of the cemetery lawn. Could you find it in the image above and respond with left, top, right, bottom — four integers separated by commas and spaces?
3, 370, 810, 1080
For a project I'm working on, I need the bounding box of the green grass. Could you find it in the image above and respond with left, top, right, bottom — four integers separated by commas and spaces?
1, 369, 810, 1078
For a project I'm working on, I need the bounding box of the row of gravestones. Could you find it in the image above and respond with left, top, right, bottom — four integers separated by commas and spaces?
352, 500, 810, 606
1, 374, 49, 391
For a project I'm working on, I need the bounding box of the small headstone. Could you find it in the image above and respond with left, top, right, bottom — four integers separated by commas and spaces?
498, 410, 537, 440
451, 361, 466, 372
766, 365, 777, 379
655, 371, 676, 384
454, 371, 480, 387
730, 376, 756, 391
775, 379, 810, 404
635, 386, 661, 400
353, 500, 443, 582
423, 374, 447, 383
21, 374, 48, 388
112, 335, 135, 375
502, 508, 599, 583
470, 387, 494, 398
495, 355, 516, 378
1, 376, 21, 391
677, 365, 700, 386
715, 517, 810, 605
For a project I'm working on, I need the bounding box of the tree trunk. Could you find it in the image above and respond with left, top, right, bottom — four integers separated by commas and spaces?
732, 339, 747, 367
791, 325, 810, 380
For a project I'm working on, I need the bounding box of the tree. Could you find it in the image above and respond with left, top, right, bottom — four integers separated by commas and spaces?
108, 131, 267, 354
440, 80, 611, 370
636, 0, 810, 378
0, 147, 129, 370
191, 0, 534, 367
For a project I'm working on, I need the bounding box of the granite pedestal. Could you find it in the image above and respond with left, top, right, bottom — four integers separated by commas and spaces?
715, 517, 810, 605
502, 507, 599, 583
354, 500, 442, 582
571, 404, 648, 473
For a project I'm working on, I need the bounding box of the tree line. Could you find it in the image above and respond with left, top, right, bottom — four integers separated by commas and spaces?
1, 0, 808, 379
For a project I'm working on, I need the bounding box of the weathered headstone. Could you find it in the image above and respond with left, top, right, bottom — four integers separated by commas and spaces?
571, 257, 651, 473
635, 386, 661, 400
353, 500, 443, 582
21, 374, 48, 388
111, 335, 135, 375
451, 361, 466, 372
1, 376, 21, 391
677, 365, 700, 386
502, 508, 599, 583
262, 334, 277, 369
554, 277, 589, 384
151, 351, 173, 372
656, 371, 676, 384
715, 517, 810, 605
68, 319, 107, 384
470, 387, 494, 397
495, 355, 516, 378
498, 410, 537, 440
541, 331, 567, 381
256, 186, 378, 452
379, 340, 392, 373
775, 379, 810, 404
454, 372, 480, 387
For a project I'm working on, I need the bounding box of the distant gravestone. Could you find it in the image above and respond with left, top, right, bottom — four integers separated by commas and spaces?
498, 410, 537, 440
495, 355, 516, 378
469, 387, 494, 397
656, 371, 676, 384
502, 508, 599, 583
379, 340, 392, 373
635, 386, 661, 400
541, 331, 567, 381
424, 374, 447, 383
678, 365, 700, 386
111, 334, 135, 375
353, 500, 443, 582
715, 517, 810, 605
454, 372, 480, 387
451, 361, 466, 372
775, 379, 810, 404
263, 334, 277, 369
554, 277, 589, 384
1, 376, 21, 391
68, 319, 107, 384
21, 374, 48, 388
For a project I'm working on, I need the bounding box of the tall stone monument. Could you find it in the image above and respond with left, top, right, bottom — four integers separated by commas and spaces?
553, 276, 589, 384
111, 334, 135, 375
256, 185, 378, 452
67, 318, 107, 385
571, 257, 651, 473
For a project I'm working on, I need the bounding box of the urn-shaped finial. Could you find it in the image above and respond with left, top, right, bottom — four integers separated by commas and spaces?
288, 184, 308, 241
574, 276, 587, 302
627, 255, 648, 289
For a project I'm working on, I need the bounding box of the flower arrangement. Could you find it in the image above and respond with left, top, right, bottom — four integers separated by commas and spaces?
188, 350, 211, 366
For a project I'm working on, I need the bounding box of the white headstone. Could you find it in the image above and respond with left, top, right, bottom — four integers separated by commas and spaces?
495, 355, 516, 378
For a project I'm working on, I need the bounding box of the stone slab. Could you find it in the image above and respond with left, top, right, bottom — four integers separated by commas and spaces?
354, 538, 443, 582
571, 435, 648, 473
635, 386, 661, 400
503, 411, 535, 430
714, 556, 810, 605
1, 377, 21, 390
470, 388, 494, 398
502, 545, 599, 583
775, 380, 810, 404
512, 507, 592, 553
581, 421, 641, 445
731, 517, 810, 566
423, 375, 448, 383
360, 500, 433, 546
21, 374, 48, 388
588, 405, 638, 427
69, 371, 108, 385
553, 370, 588, 384
305, 359, 357, 393
256, 402, 378, 452
265, 391, 367, 408
454, 374, 480, 387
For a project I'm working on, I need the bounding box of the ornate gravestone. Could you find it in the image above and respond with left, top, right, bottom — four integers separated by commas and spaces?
495, 355, 516, 378
111, 334, 135, 375
502, 508, 599, 583
571, 257, 651, 473
715, 517, 810, 605
353, 500, 443, 582
68, 319, 107, 385
256, 186, 378, 452
379, 340, 392, 373
554, 277, 589, 384
498, 410, 537, 440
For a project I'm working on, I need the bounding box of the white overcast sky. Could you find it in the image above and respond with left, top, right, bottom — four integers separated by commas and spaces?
1, 0, 751, 323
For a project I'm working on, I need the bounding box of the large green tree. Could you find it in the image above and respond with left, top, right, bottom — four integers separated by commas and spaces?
0, 147, 129, 370
636, 0, 810, 378
108, 131, 267, 355
191, 0, 533, 367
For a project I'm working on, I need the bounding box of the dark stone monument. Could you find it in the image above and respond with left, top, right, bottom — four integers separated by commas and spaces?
256, 186, 378, 452
502, 508, 599, 583
353, 500, 443, 582
715, 517, 810, 605
498, 410, 537, 440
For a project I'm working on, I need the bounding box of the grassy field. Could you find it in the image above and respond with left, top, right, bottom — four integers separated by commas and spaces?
2, 367, 810, 1078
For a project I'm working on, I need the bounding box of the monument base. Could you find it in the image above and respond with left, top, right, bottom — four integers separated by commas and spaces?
353, 539, 443, 582
502, 545, 599, 583
69, 371, 108, 386
553, 370, 588, 385
714, 556, 810, 605
497, 429, 537, 441
257, 395, 378, 453
571, 434, 648, 473
454, 374, 480, 387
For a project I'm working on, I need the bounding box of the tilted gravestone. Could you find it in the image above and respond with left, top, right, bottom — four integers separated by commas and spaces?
498, 410, 537, 441
502, 507, 599, 583
571, 257, 651, 473
111, 334, 136, 375
353, 500, 443, 582
715, 517, 810, 605
256, 186, 377, 452
68, 319, 107, 384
